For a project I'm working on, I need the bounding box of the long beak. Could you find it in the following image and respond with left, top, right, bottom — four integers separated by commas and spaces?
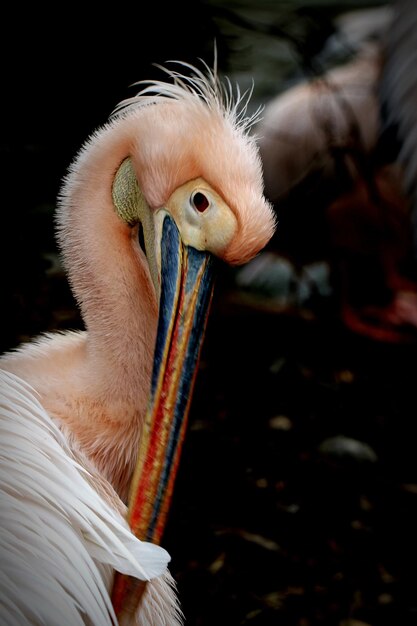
112, 214, 215, 619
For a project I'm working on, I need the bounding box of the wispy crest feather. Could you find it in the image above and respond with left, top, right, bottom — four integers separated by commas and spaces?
112, 57, 263, 133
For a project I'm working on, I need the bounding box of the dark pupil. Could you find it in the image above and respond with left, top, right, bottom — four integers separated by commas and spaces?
193, 192, 209, 212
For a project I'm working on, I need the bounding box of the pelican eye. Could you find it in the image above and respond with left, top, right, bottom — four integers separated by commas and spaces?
191, 191, 210, 213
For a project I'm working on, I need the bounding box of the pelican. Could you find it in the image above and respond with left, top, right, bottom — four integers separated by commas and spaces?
0, 59, 275, 625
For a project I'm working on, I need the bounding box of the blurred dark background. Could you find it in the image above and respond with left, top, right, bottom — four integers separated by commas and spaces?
3, 1, 417, 625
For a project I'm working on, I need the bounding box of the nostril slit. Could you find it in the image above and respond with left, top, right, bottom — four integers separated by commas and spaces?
138, 221, 146, 255
192, 192, 210, 213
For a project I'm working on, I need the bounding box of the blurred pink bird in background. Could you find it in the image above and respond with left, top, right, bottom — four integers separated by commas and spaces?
240, 1, 417, 345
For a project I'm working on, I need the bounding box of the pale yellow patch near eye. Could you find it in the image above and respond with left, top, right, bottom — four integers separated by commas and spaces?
163, 178, 237, 256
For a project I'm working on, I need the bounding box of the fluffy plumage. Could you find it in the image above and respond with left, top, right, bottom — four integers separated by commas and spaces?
0, 59, 275, 624
0, 370, 182, 626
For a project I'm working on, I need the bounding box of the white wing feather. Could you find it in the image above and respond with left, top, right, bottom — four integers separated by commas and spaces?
0, 370, 180, 625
